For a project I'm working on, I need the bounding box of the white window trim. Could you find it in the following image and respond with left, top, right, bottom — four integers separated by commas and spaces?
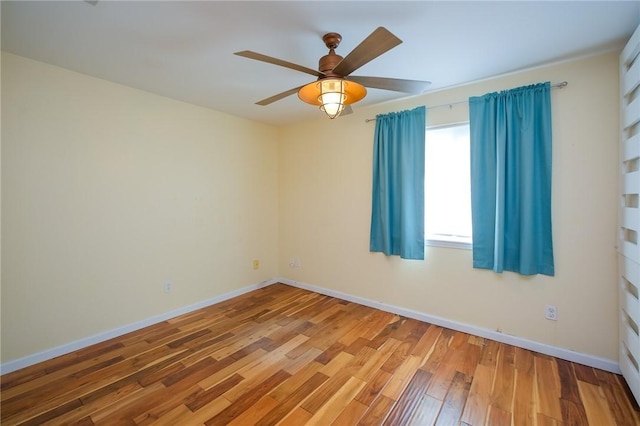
425, 235, 472, 250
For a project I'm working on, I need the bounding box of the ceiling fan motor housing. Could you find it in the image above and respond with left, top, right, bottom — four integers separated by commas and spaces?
299, 31, 366, 108
319, 32, 344, 78
319, 52, 343, 77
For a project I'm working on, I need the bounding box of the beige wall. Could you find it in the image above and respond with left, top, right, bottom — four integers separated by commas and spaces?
1, 53, 280, 362
1, 50, 620, 366
278, 51, 620, 361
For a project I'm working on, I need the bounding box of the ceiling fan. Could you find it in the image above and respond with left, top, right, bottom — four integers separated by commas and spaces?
234, 27, 431, 119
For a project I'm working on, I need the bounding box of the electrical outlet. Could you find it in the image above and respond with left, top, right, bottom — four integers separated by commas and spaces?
545, 304, 557, 321
294, 258, 301, 268
288, 258, 301, 268
253, 259, 260, 270
164, 281, 172, 293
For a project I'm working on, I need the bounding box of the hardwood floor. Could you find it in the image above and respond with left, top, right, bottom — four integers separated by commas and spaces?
1, 283, 639, 425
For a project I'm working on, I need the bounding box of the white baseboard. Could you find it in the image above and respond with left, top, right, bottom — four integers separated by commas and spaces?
0, 278, 278, 375
276, 277, 621, 374
2, 276, 620, 376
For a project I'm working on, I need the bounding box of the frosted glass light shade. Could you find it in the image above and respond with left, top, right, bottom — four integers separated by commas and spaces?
298, 78, 366, 119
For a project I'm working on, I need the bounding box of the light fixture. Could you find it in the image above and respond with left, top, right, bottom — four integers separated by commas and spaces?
298, 78, 366, 119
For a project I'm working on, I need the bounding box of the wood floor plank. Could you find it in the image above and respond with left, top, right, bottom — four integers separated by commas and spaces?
537, 412, 563, 426
5, 348, 185, 424
145, 403, 192, 426
280, 347, 324, 376
574, 363, 600, 386
457, 341, 482, 381
368, 317, 405, 350
411, 323, 442, 359
254, 371, 328, 426
0, 366, 46, 394
0, 342, 130, 403
41, 381, 144, 425
161, 355, 217, 387
479, 338, 501, 368
318, 350, 355, 377
381, 354, 424, 400
345, 336, 373, 355
336, 312, 379, 346
434, 371, 470, 426
486, 404, 512, 426
314, 341, 347, 365
1, 283, 637, 426
330, 399, 369, 426
11, 397, 83, 426
409, 394, 442, 426
208, 322, 282, 360
303, 345, 378, 414
513, 364, 536, 426
232, 334, 308, 381
109, 357, 226, 425
379, 335, 418, 374
448, 330, 470, 351
491, 343, 516, 413
383, 368, 432, 425
222, 353, 299, 403
184, 373, 244, 412
90, 381, 166, 424
225, 395, 279, 426
556, 357, 582, 404
358, 394, 396, 426
595, 369, 640, 426
535, 354, 563, 422
460, 363, 493, 426
426, 348, 463, 400
204, 369, 291, 426
560, 397, 590, 426
356, 338, 402, 381
577, 380, 618, 426
268, 360, 324, 402
514, 345, 534, 371
307, 302, 345, 324
277, 406, 313, 426
301, 366, 358, 414
305, 376, 366, 426
420, 331, 451, 375
168, 392, 231, 425
468, 335, 486, 347
305, 315, 362, 352
348, 310, 399, 343
196, 348, 268, 390
273, 318, 315, 342
355, 369, 393, 406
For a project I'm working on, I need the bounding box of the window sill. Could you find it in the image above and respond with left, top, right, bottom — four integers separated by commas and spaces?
425, 238, 472, 250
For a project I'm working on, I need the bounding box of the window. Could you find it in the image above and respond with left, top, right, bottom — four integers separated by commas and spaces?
424, 123, 472, 249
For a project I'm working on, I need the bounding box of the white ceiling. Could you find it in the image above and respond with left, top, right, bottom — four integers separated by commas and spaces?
2, 1, 639, 126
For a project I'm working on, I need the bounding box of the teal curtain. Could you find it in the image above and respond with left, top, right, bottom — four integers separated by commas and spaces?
370, 106, 426, 260
469, 83, 554, 276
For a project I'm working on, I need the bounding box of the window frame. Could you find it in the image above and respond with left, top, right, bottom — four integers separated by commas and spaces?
424, 121, 472, 251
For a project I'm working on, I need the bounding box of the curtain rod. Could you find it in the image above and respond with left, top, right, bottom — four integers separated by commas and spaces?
364, 81, 568, 122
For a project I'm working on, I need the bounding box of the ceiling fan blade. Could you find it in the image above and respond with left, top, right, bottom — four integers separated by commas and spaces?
341, 105, 354, 116
255, 86, 304, 106
349, 76, 431, 94
332, 27, 402, 76
235, 51, 323, 77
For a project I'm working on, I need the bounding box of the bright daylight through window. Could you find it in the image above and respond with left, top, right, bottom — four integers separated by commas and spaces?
425, 123, 472, 249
